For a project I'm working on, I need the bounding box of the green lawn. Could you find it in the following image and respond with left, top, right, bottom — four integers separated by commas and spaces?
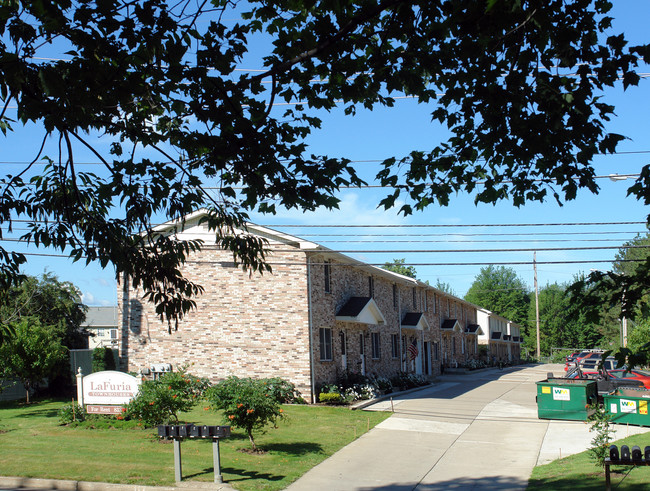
528, 432, 650, 490
0, 399, 390, 490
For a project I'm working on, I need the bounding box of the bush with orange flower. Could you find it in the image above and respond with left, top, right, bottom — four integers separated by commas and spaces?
206, 376, 286, 451
125, 367, 210, 427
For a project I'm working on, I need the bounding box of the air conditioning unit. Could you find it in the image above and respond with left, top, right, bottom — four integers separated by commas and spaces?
150, 363, 172, 374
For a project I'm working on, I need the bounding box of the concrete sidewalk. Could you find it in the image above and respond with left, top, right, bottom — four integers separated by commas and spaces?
286, 364, 650, 490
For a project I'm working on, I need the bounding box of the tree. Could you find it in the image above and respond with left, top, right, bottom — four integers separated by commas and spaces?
464, 266, 530, 329
0, 274, 88, 349
206, 376, 286, 451
382, 259, 417, 279
2, 1, 649, 326
434, 279, 456, 296
0, 318, 68, 403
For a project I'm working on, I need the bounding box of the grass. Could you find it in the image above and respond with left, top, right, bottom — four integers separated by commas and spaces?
0, 398, 390, 490
528, 432, 650, 490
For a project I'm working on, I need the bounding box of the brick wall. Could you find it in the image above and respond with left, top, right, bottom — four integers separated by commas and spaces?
119, 240, 314, 398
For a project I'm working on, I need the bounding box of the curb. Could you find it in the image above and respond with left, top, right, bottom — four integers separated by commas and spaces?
349, 383, 436, 411
0, 477, 233, 491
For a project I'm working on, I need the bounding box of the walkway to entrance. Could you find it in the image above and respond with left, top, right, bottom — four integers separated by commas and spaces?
287, 364, 650, 490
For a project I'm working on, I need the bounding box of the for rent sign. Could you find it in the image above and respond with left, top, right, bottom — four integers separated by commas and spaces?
79, 370, 141, 406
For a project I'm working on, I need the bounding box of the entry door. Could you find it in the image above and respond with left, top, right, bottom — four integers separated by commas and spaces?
340, 331, 347, 371
415, 339, 423, 375
359, 333, 366, 375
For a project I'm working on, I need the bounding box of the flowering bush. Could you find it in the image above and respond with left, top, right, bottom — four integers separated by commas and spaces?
264, 377, 302, 403
390, 372, 429, 390
206, 376, 286, 451
125, 368, 210, 427
58, 403, 87, 425
465, 359, 487, 370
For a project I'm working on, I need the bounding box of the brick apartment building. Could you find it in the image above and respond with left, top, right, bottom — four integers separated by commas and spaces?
118, 211, 486, 401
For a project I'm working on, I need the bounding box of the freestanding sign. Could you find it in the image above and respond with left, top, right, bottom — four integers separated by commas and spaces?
76, 369, 141, 413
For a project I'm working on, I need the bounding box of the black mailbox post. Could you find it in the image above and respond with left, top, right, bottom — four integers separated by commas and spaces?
158, 424, 231, 483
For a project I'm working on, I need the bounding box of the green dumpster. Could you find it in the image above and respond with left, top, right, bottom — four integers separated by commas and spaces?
604, 388, 650, 426
536, 378, 597, 421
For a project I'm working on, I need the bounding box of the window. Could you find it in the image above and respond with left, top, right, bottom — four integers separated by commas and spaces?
461, 337, 465, 354
371, 332, 381, 359
339, 331, 346, 355
413, 288, 417, 309
432, 294, 436, 313
319, 328, 332, 361
393, 284, 398, 310
368, 276, 374, 297
433, 342, 439, 361
391, 334, 399, 358
110, 329, 117, 339
324, 260, 331, 293
452, 337, 456, 354
422, 291, 427, 312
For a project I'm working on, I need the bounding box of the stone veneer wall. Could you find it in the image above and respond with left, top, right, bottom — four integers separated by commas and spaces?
118, 243, 313, 398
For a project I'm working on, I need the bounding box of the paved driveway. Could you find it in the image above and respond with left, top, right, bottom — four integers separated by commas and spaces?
287, 364, 650, 490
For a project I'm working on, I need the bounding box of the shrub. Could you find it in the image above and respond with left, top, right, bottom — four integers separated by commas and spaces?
125, 368, 210, 427
319, 392, 344, 405
59, 403, 87, 424
92, 347, 117, 372
206, 376, 285, 451
264, 377, 302, 403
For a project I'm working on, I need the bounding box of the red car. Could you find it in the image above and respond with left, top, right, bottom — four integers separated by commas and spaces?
607, 369, 650, 389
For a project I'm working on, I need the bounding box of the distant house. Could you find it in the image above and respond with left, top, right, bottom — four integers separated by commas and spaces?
477, 308, 523, 363
117, 211, 512, 401
84, 306, 119, 349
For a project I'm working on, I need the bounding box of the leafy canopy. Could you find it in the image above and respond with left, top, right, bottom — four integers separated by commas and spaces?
2, 1, 649, 326
0, 317, 68, 403
382, 258, 417, 279
464, 265, 530, 328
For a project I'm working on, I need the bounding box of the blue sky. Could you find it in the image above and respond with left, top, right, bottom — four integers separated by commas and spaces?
2, 2, 650, 306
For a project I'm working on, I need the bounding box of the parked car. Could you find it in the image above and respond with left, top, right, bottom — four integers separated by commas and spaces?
606, 369, 650, 389
580, 357, 617, 372
564, 366, 644, 395
564, 350, 605, 371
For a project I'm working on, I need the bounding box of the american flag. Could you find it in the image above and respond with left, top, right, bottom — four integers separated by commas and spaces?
408, 338, 418, 361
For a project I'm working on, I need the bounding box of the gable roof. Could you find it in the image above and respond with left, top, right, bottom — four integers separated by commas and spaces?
401, 312, 429, 331
83, 306, 118, 328
440, 319, 462, 332
336, 297, 386, 325
465, 324, 484, 335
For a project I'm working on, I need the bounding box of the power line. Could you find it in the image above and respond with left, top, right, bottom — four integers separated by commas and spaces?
7, 250, 645, 267
264, 221, 646, 228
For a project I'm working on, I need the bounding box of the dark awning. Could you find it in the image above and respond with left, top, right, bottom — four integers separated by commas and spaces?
491, 331, 502, 340
336, 296, 386, 325
502, 334, 511, 341
441, 319, 462, 333
465, 324, 484, 335
401, 312, 429, 331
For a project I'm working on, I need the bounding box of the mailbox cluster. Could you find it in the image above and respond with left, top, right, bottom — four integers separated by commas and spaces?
609, 444, 650, 463
158, 424, 231, 440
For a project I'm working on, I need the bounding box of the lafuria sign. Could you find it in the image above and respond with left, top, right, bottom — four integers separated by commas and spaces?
77, 370, 141, 407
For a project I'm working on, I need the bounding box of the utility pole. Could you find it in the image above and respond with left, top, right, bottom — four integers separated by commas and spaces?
534, 252, 540, 359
